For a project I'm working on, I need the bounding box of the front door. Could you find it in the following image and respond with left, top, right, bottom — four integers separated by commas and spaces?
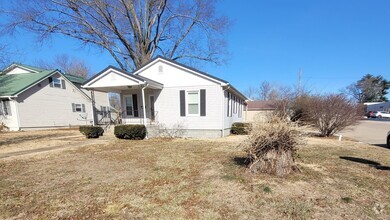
149, 95, 155, 121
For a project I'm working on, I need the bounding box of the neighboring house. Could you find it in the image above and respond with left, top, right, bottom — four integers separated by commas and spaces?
0, 63, 109, 131
82, 56, 248, 138
244, 100, 277, 122
364, 102, 390, 112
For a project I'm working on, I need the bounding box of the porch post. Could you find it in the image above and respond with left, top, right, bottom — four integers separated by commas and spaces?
90, 90, 96, 126
141, 85, 147, 126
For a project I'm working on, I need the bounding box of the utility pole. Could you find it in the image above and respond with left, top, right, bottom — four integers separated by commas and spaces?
298, 67, 302, 97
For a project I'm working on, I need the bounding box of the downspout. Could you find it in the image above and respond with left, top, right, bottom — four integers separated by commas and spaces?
221, 84, 230, 137
8, 97, 21, 131
141, 83, 149, 138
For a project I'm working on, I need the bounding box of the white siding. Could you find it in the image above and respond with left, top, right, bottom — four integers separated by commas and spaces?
17, 73, 93, 128
135, 59, 225, 130
155, 85, 222, 130
223, 90, 244, 129
138, 60, 218, 87
6, 67, 34, 75
1, 100, 19, 131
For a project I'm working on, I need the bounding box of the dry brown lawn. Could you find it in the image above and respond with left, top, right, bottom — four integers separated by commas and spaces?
0, 131, 389, 219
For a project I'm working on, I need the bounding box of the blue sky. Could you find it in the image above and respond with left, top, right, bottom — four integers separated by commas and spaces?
1, 0, 390, 96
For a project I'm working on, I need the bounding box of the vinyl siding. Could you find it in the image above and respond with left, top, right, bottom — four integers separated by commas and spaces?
155, 85, 222, 129
224, 90, 244, 129
0, 100, 19, 130
16, 73, 93, 128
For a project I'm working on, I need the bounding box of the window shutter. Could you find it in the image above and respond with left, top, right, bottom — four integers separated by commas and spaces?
82, 104, 85, 113
49, 77, 53, 87
180, 90, 186, 116
132, 94, 138, 117
5, 101, 11, 116
61, 79, 66, 89
72, 103, 76, 112
227, 92, 230, 117
200, 89, 206, 116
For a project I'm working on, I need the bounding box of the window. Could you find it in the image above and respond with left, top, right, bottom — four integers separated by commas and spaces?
53, 78, 62, 88
72, 103, 85, 112
49, 77, 66, 89
227, 92, 232, 117
0, 101, 11, 116
187, 91, 200, 115
125, 96, 133, 116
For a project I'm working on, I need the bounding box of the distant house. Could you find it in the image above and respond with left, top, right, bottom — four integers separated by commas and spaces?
82, 56, 248, 138
0, 63, 109, 131
244, 100, 277, 122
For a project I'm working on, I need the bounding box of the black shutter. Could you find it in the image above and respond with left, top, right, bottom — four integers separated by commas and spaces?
132, 94, 139, 117
227, 92, 230, 117
72, 103, 76, 112
200, 89, 206, 116
49, 77, 53, 87
61, 79, 66, 89
82, 104, 86, 113
180, 90, 185, 116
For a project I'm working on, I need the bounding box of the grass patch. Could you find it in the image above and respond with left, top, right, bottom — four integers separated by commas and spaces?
263, 186, 272, 193
341, 197, 353, 203
0, 133, 389, 219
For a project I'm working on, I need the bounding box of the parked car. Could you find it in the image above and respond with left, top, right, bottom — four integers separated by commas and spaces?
373, 111, 390, 118
365, 111, 374, 118
387, 131, 390, 148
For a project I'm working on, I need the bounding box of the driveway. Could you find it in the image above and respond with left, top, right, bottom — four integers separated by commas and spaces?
340, 119, 390, 146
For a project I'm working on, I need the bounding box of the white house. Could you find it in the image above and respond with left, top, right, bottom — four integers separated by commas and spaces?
0, 63, 109, 131
82, 56, 248, 138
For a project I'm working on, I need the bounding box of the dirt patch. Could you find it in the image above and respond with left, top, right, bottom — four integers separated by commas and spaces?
0, 132, 389, 219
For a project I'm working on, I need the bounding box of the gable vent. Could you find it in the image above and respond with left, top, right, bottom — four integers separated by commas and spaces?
158, 65, 163, 73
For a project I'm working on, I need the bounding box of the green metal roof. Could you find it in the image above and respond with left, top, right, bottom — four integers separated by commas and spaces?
64, 74, 86, 84
0, 70, 55, 97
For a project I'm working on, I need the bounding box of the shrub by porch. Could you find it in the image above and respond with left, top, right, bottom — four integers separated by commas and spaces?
114, 125, 146, 140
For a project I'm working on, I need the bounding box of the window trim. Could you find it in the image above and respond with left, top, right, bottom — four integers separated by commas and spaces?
52, 78, 62, 88
124, 95, 134, 116
186, 90, 200, 116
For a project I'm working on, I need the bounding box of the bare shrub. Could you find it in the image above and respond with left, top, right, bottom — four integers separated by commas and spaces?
245, 115, 305, 176
157, 122, 186, 138
302, 94, 364, 137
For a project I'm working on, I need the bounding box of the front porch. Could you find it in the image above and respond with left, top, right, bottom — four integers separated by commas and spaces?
81, 66, 163, 127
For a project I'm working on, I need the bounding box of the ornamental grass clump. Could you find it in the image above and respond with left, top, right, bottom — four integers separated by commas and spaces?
245, 115, 305, 176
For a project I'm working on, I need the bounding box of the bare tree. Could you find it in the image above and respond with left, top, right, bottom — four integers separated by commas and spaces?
4, 0, 229, 71
0, 44, 10, 70
244, 86, 257, 100
36, 54, 91, 78
302, 94, 363, 136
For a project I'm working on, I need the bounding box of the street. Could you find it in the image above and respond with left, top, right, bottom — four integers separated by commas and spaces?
340, 119, 390, 147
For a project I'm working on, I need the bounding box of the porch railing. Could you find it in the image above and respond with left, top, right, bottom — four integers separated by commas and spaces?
97, 109, 158, 125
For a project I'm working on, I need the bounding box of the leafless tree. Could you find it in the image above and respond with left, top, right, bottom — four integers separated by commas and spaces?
244, 86, 257, 100
302, 94, 363, 136
36, 54, 91, 78
0, 44, 10, 69
4, 0, 229, 71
